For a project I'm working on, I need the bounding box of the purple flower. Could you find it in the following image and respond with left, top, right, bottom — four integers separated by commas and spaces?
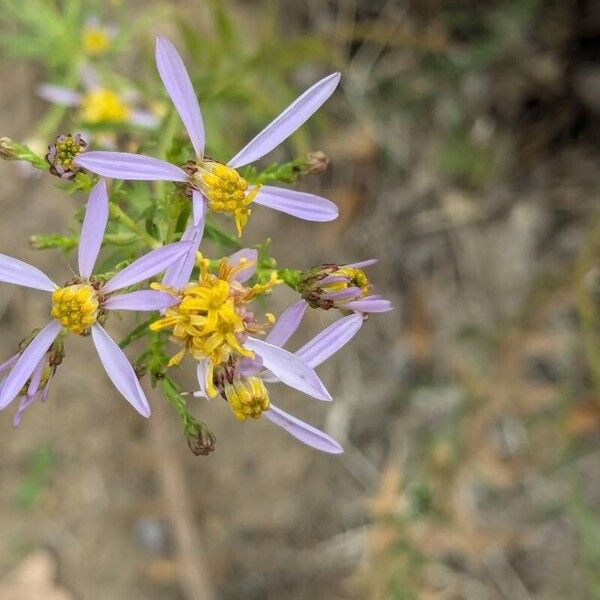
0, 180, 190, 418
195, 300, 364, 453
299, 259, 393, 314
74, 36, 340, 244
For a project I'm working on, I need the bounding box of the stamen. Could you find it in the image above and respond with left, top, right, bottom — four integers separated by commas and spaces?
50, 284, 99, 335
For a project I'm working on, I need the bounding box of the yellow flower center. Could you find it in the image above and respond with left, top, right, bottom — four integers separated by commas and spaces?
82, 26, 111, 55
51, 284, 99, 335
52, 135, 85, 172
224, 377, 270, 421
80, 89, 130, 124
326, 267, 371, 298
190, 162, 261, 236
150, 253, 279, 369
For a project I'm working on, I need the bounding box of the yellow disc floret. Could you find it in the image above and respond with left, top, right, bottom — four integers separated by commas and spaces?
82, 26, 111, 56
51, 284, 99, 335
150, 253, 280, 368
224, 377, 270, 420
326, 266, 371, 297
189, 161, 261, 236
80, 89, 130, 124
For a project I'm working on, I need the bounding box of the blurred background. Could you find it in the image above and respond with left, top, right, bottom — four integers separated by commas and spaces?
1, 0, 599, 598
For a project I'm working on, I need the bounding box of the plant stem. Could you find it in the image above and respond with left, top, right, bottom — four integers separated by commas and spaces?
109, 202, 160, 249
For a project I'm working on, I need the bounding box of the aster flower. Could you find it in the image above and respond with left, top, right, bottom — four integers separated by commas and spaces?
194, 299, 364, 453
45, 133, 88, 180
81, 16, 117, 56
299, 259, 393, 313
150, 248, 282, 371
39, 66, 159, 128
0, 334, 63, 427
74, 36, 340, 242
0, 180, 189, 418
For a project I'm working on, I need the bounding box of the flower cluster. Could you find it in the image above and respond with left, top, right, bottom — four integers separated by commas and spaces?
0, 36, 392, 455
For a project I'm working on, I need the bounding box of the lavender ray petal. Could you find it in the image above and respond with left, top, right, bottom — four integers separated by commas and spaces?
295, 313, 363, 368
162, 219, 204, 289
0, 321, 61, 410
343, 297, 394, 313
0, 254, 57, 292
345, 258, 378, 269
78, 179, 109, 278
265, 300, 307, 347
27, 357, 45, 398
194, 359, 210, 398
103, 242, 192, 293
192, 190, 205, 226
156, 36, 205, 157
74, 151, 188, 182
91, 324, 150, 417
228, 72, 341, 169
252, 186, 338, 222
38, 84, 82, 106
129, 110, 161, 128
239, 356, 263, 377
103, 290, 179, 312
320, 287, 362, 301
244, 337, 332, 402
317, 275, 348, 286
228, 248, 257, 283
265, 404, 343, 454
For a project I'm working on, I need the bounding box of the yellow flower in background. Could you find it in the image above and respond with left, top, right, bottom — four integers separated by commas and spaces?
80, 89, 131, 124
81, 18, 116, 56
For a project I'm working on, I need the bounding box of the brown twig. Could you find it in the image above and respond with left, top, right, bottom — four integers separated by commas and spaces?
146, 384, 215, 600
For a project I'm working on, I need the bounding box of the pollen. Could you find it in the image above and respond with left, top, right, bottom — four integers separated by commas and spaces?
51, 284, 99, 335
224, 377, 270, 421
82, 26, 111, 56
80, 89, 131, 124
189, 161, 261, 236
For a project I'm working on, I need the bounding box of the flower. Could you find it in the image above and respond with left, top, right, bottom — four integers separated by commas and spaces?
299, 259, 393, 313
39, 66, 159, 128
45, 133, 88, 179
0, 180, 190, 418
0, 333, 64, 427
81, 17, 117, 56
74, 36, 340, 240
194, 300, 364, 453
150, 248, 280, 374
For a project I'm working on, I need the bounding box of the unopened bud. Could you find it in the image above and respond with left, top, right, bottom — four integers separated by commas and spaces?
299, 263, 371, 310
187, 422, 216, 456
304, 151, 330, 175
46, 133, 87, 180
0, 137, 17, 160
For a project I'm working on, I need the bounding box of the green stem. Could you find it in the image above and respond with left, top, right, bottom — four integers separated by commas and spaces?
109, 202, 160, 249
118, 317, 154, 349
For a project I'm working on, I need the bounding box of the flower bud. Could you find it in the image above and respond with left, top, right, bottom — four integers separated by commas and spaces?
45, 133, 87, 180
304, 151, 330, 175
0, 137, 17, 160
187, 422, 216, 456
299, 263, 371, 310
